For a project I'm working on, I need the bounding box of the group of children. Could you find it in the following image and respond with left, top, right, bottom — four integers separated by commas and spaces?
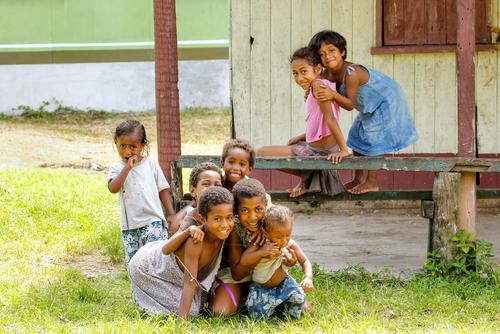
108, 30, 418, 320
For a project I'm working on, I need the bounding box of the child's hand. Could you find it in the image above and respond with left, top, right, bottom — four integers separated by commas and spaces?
314, 84, 336, 102
300, 276, 314, 292
281, 247, 298, 267
260, 240, 280, 259
287, 136, 301, 146
187, 225, 204, 244
127, 155, 140, 169
327, 150, 350, 164
249, 230, 265, 247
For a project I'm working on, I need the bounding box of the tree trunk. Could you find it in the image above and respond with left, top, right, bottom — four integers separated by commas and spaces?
431, 172, 461, 263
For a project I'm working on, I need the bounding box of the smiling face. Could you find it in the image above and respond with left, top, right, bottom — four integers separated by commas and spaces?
318, 43, 345, 71
265, 220, 292, 249
190, 170, 222, 202
200, 203, 234, 240
237, 196, 267, 232
115, 129, 144, 163
222, 148, 253, 185
291, 58, 322, 91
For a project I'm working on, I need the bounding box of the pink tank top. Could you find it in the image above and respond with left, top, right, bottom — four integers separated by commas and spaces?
305, 79, 340, 143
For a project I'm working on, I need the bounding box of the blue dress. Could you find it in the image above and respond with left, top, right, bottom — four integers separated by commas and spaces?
338, 65, 418, 156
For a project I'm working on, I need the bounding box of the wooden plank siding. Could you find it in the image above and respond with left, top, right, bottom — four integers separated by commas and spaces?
230, 0, 500, 191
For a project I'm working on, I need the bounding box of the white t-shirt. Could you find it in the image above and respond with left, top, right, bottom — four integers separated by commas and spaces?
108, 156, 170, 230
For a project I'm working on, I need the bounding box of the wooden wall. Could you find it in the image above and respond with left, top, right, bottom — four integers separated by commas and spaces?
230, 0, 500, 189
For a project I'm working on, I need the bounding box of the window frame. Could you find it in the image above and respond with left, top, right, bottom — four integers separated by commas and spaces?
371, 0, 496, 55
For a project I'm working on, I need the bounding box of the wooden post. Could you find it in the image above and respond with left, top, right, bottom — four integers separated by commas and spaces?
456, 0, 476, 235
431, 173, 461, 262
153, 0, 181, 181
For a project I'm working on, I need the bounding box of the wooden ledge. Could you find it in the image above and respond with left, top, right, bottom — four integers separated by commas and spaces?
174, 155, 500, 173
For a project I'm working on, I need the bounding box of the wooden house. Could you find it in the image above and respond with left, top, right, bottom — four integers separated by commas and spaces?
229, 0, 500, 191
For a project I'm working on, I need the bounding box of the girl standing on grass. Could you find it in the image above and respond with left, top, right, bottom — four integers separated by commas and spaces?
257, 47, 348, 198
128, 186, 234, 319
108, 120, 175, 263
309, 30, 418, 194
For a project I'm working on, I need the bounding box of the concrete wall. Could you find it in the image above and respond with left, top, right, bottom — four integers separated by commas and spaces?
0, 60, 229, 114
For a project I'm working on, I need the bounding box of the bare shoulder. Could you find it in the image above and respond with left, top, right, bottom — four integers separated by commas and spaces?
347, 64, 369, 84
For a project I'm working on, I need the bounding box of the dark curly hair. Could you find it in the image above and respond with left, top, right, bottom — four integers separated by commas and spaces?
263, 205, 293, 233
221, 138, 255, 168
189, 162, 222, 188
198, 186, 234, 218
232, 178, 267, 210
308, 30, 347, 60
290, 46, 322, 67
113, 120, 150, 155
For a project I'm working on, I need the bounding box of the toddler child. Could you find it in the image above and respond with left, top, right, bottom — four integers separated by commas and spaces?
108, 120, 175, 262
257, 47, 348, 198
128, 186, 234, 319
241, 205, 313, 319
309, 30, 418, 194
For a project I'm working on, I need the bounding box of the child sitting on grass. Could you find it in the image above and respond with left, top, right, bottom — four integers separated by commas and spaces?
241, 205, 313, 319
108, 120, 175, 263
128, 186, 234, 319
164, 178, 272, 316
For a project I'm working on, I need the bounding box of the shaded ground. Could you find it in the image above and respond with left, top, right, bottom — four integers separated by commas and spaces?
292, 211, 500, 273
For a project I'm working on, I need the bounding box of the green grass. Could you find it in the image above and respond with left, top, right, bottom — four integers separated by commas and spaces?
1, 169, 499, 333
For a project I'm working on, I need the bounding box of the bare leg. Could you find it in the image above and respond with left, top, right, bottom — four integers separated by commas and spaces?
258, 145, 305, 196
209, 283, 244, 316
348, 169, 379, 194
344, 151, 364, 190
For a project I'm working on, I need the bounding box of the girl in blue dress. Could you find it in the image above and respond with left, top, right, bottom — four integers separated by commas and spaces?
308, 30, 418, 194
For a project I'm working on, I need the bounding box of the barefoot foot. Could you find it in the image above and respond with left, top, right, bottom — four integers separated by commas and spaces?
347, 182, 379, 195
287, 182, 308, 198
343, 179, 361, 190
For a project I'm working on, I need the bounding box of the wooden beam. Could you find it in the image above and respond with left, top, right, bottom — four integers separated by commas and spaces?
154, 0, 181, 180
174, 155, 500, 173
456, 0, 476, 157
456, 0, 477, 234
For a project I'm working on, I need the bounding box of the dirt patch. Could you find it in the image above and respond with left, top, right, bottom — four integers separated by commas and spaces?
64, 252, 122, 279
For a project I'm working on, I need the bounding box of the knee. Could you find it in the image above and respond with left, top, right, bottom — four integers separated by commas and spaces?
209, 299, 238, 316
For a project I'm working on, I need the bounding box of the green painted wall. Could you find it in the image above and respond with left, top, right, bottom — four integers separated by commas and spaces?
0, 0, 228, 52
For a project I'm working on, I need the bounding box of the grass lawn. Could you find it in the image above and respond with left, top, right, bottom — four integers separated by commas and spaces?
1, 168, 499, 333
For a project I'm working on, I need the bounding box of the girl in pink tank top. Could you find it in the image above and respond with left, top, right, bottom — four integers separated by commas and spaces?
257, 47, 349, 197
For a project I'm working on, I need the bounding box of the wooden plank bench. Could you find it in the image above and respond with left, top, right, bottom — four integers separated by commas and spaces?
171, 155, 500, 263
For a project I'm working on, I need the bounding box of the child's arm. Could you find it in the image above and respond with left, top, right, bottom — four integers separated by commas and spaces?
162, 217, 203, 255
108, 156, 140, 193
289, 241, 314, 292
288, 133, 306, 146
315, 69, 363, 111
239, 240, 280, 267
228, 231, 264, 280
178, 239, 202, 319
159, 188, 176, 217
311, 80, 350, 163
